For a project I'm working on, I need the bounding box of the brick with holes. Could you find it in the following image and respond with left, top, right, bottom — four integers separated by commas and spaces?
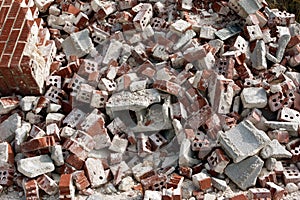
214, 57, 234, 79
249, 188, 271, 200
268, 92, 284, 112
36, 174, 58, 195
0, 167, 14, 186
46, 76, 62, 88
98, 78, 117, 93
63, 108, 86, 128
78, 59, 98, 78
59, 174, 75, 200
231, 36, 248, 53
24, 179, 40, 200
283, 166, 300, 184
137, 133, 152, 157
72, 170, 90, 191
44, 86, 63, 104
84, 158, 107, 188
141, 174, 167, 191
133, 3, 152, 31
286, 139, 300, 162
67, 74, 87, 96
192, 172, 212, 191
76, 83, 94, 103
278, 107, 300, 124
148, 133, 168, 151
244, 24, 263, 42
207, 148, 230, 174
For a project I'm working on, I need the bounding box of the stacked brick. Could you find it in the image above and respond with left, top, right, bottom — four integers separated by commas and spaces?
0, 0, 55, 95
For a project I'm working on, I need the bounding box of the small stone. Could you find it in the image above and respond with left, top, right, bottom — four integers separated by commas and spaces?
286, 183, 298, 193
118, 176, 134, 192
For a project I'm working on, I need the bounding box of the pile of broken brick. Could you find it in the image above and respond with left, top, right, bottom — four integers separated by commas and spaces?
1, 0, 300, 199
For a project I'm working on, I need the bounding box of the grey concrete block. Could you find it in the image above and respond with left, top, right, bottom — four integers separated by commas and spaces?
225, 155, 264, 190
219, 120, 270, 163
17, 155, 55, 178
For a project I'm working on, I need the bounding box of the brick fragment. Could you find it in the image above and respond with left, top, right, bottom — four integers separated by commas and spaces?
72, 170, 90, 191
192, 172, 212, 192
36, 174, 58, 195
59, 174, 75, 200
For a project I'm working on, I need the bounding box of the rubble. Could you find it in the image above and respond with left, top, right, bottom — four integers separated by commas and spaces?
0, 0, 300, 199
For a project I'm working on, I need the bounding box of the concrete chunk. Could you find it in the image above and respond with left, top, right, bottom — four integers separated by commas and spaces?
241, 87, 267, 108
219, 120, 270, 163
17, 155, 55, 178
260, 139, 292, 159
225, 155, 264, 190
0, 113, 21, 142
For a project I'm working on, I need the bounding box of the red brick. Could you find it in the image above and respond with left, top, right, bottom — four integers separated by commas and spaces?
3, 29, 19, 55
0, 7, 9, 28
8, 1, 20, 19
14, 8, 27, 29
0, 18, 13, 40
0, 77, 8, 90
11, 42, 26, 67
19, 24, 31, 41
0, 41, 6, 56
0, 54, 11, 68
2, 0, 12, 6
